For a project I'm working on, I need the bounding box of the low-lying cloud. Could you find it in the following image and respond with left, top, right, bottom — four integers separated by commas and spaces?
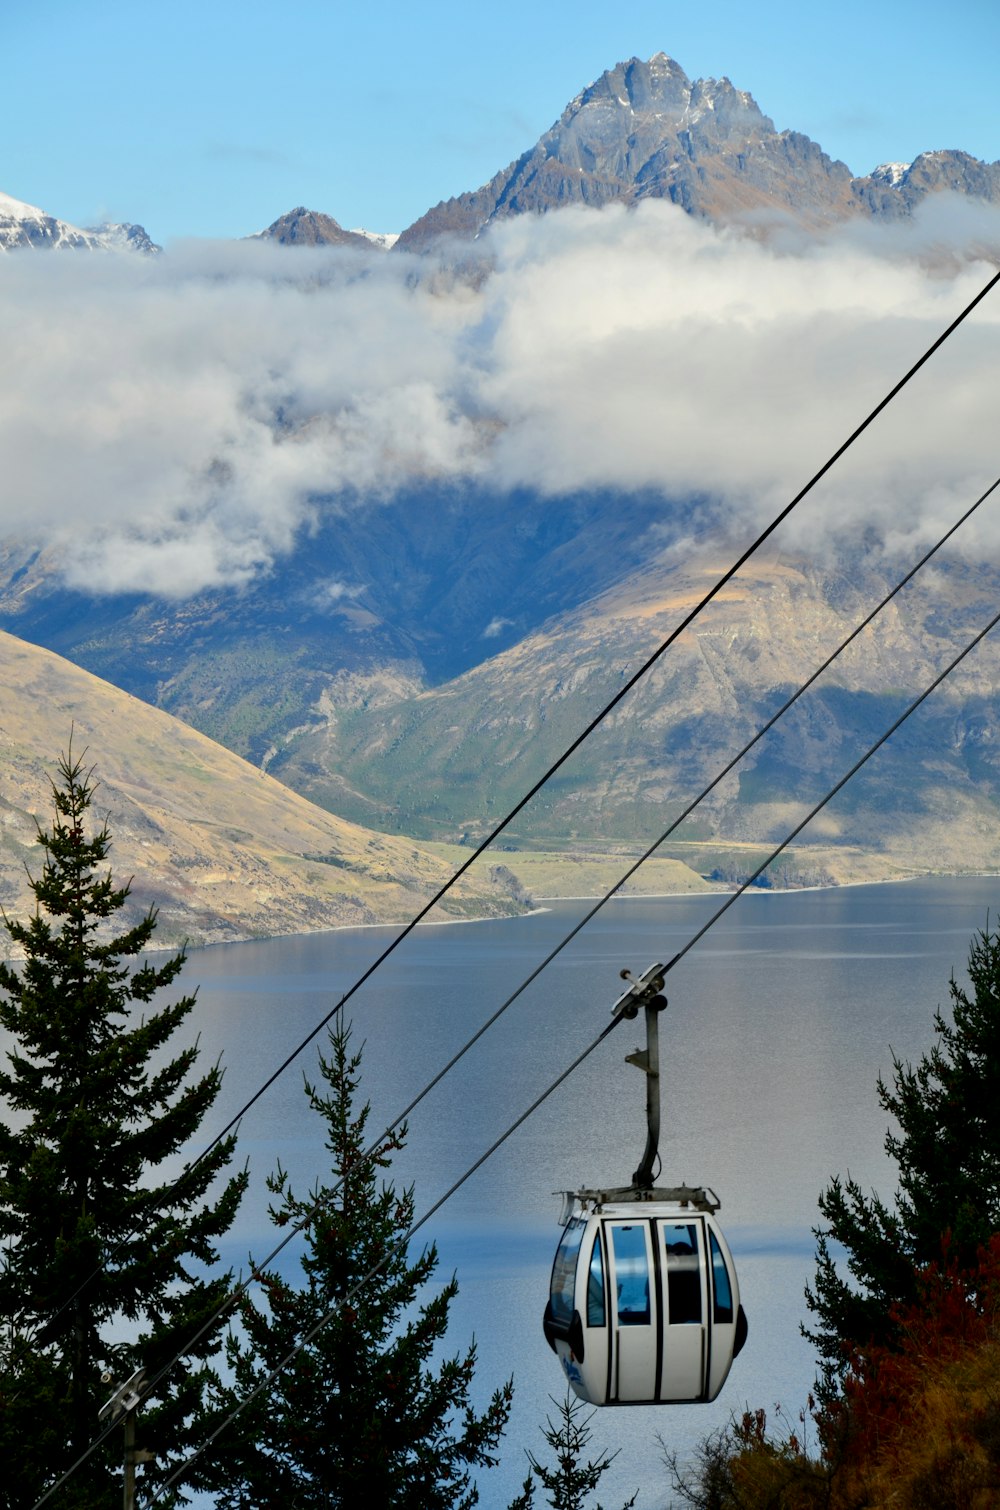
2, 197, 998, 597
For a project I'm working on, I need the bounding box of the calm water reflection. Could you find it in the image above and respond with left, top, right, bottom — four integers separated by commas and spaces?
168, 877, 997, 1508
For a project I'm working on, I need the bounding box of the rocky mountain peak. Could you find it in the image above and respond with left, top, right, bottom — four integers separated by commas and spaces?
572, 53, 693, 115
252, 206, 380, 250
395, 52, 1000, 251
851, 148, 1000, 219
395, 52, 855, 250
87, 220, 161, 254
551, 54, 772, 149
870, 160, 911, 188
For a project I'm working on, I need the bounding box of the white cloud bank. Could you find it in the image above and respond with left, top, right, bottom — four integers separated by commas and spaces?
1, 197, 998, 596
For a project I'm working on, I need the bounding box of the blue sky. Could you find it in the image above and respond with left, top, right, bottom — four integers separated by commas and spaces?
4, 0, 1000, 242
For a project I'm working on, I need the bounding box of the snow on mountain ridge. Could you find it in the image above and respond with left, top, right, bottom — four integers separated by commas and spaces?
0, 188, 159, 253
0, 190, 50, 221
871, 161, 912, 187
349, 228, 399, 249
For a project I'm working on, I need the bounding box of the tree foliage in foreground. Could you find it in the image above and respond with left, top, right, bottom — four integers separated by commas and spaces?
665, 1239, 1000, 1509
509, 1391, 637, 1510
663, 1403, 830, 1510
830, 1234, 1000, 1507
805, 919, 1000, 1390
667, 918, 1000, 1509
203, 1021, 512, 1509
0, 752, 246, 1508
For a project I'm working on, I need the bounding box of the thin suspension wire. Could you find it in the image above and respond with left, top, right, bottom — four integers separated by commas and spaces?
30, 272, 1000, 1506
149, 588, 1000, 1500
31, 1416, 124, 1509
33, 473, 1000, 1508
130, 472, 1000, 1411
661, 609, 1000, 974
42, 264, 1000, 1352
173, 260, 1000, 1177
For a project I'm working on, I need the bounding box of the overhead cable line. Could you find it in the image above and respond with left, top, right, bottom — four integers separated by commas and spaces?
33, 470, 1000, 1510
32, 272, 1000, 1504
149, 579, 1000, 1501
180, 260, 1000, 1176
108, 471, 1000, 1469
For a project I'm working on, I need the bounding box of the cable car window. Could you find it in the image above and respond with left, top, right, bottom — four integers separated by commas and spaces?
550, 1217, 586, 1326
587, 1233, 606, 1327
662, 1222, 702, 1325
709, 1228, 734, 1323
612, 1225, 650, 1325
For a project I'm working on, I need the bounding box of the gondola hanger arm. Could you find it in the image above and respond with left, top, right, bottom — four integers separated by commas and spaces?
611, 962, 667, 1021
609, 963, 669, 1190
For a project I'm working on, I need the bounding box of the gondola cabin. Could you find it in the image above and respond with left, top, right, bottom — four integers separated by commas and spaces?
543, 1187, 747, 1405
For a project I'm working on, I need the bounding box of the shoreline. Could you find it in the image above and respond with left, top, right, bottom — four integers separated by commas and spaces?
181, 870, 1000, 954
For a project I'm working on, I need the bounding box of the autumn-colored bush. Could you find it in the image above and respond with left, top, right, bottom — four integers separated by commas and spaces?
828, 1233, 1000, 1508
669, 1239, 1000, 1509
664, 1405, 831, 1509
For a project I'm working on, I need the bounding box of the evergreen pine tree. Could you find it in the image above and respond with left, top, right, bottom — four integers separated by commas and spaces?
805, 919, 1000, 1390
0, 751, 246, 1507
508, 1392, 637, 1510
204, 1020, 513, 1509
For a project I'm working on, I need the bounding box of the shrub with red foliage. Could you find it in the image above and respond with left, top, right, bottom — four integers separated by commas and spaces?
825, 1234, 1000, 1507
668, 1241, 1000, 1509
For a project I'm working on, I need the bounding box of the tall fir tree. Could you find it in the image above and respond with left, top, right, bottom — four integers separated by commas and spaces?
805, 918, 1000, 1392
0, 751, 246, 1507
204, 1020, 513, 1509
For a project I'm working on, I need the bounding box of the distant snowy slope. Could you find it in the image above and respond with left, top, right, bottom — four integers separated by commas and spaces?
0, 190, 159, 252
349, 227, 398, 249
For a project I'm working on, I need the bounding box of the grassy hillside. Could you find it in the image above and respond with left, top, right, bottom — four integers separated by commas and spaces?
0, 631, 529, 947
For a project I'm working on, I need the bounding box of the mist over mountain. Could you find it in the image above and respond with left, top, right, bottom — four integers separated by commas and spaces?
2, 52, 1000, 890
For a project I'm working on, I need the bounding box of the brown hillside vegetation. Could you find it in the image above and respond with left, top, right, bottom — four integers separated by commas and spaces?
0, 631, 527, 947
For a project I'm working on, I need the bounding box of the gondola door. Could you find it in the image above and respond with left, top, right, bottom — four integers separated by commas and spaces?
606, 1220, 658, 1402
656, 1217, 708, 1400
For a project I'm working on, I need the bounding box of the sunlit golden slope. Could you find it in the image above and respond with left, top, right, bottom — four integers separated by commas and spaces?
0, 631, 525, 947
279, 546, 1000, 882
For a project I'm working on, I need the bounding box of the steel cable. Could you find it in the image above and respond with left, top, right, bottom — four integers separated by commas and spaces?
27, 267, 1000, 1507
106, 470, 1000, 1466
147, 590, 1000, 1501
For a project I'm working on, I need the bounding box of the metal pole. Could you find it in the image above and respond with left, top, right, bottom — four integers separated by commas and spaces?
123, 1407, 136, 1510
643, 998, 660, 1181
628, 991, 667, 1189
99, 1368, 148, 1510
610, 963, 668, 1189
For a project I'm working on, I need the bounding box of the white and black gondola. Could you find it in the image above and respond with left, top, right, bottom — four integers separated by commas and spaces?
543, 964, 747, 1405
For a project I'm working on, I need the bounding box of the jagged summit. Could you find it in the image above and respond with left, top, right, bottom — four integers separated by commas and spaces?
851, 148, 1000, 218
396, 53, 857, 250
9, 53, 1000, 258
567, 51, 693, 114
0, 190, 159, 253
395, 52, 1000, 250
252, 206, 380, 250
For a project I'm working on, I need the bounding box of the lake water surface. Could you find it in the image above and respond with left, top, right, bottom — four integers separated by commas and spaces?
169, 875, 999, 1507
